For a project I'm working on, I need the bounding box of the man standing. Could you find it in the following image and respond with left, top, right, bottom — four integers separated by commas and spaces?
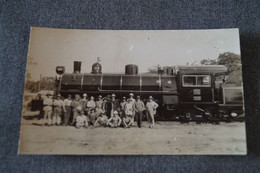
53, 94, 66, 126
71, 94, 81, 125
146, 96, 159, 128
111, 94, 120, 116
63, 94, 72, 126
42, 93, 53, 126
120, 96, 127, 118
124, 98, 135, 127
134, 95, 145, 128
129, 93, 136, 105
104, 95, 112, 118
96, 95, 103, 109
86, 96, 96, 115
80, 93, 88, 114
129, 93, 136, 118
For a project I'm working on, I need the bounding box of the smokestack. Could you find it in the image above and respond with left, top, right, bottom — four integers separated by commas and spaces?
73, 61, 81, 73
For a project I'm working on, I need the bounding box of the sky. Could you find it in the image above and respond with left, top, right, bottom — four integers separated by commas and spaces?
27, 27, 241, 81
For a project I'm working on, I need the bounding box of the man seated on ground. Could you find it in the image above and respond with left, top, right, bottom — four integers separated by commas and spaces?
122, 113, 133, 128
106, 111, 122, 128
76, 111, 88, 128
94, 112, 108, 127
88, 108, 97, 126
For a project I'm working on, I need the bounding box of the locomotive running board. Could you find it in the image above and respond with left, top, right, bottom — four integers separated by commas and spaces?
97, 87, 178, 94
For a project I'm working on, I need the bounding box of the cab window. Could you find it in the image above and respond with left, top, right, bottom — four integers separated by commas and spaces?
183, 76, 196, 86
183, 75, 211, 87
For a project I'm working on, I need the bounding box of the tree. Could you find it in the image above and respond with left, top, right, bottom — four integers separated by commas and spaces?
217, 52, 241, 75
147, 65, 160, 74
200, 52, 242, 85
200, 59, 217, 65
200, 52, 241, 75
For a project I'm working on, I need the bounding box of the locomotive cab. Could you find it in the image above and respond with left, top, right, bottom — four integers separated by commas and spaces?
174, 65, 228, 121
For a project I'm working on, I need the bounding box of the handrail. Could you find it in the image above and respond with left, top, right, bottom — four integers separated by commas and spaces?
97, 87, 178, 94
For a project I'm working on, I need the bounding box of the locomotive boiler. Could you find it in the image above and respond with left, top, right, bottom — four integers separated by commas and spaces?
55, 60, 244, 121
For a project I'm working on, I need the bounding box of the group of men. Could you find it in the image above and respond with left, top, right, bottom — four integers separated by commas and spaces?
42, 93, 159, 128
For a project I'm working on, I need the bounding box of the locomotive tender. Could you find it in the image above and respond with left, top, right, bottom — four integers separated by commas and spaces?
55, 60, 244, 121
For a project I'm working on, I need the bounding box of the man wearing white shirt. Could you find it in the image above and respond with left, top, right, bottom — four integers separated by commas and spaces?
63, 94, 72, 126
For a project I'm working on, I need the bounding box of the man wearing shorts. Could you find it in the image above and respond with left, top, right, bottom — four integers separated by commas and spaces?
94, 113, 108, 127
76, 111, 88, 128
107, 111, 122, 128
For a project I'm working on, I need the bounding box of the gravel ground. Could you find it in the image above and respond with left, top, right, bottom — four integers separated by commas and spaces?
18, 111, 247, 155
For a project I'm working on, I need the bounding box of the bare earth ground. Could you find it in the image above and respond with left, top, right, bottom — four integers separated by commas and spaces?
19, 111, 247, 155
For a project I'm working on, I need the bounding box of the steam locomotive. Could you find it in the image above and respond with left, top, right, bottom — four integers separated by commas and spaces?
55, 60, 244, 122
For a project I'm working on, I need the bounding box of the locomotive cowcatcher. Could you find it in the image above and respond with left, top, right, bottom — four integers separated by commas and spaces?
55, 60, 244, 122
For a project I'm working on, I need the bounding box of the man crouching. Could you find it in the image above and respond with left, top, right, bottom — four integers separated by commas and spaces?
106, 111, 121, 128
94, 112, 108, 127
76, 111, 88, 128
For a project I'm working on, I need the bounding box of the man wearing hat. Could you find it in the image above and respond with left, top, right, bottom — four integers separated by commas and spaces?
63, 94, 72, 126
129, 93, 136, 117
71, 94, 81, 125
134, 95, 145, 128
129, 93, 136, 105
146, 96, 159, 128
53, 93, 66, 125
123, 98, 135, 127
104, 95, 112, 118
111, 94, 120, 116
107, 111, 122, 128
120, 96, 127, 119
86, 96, 96, 115
80, 93, 88, 114
96, 95, 103, 109
42, 92, 53, 126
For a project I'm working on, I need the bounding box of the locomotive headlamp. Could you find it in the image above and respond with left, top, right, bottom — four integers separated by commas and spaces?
231, 112, 238, 117
56, 66, 65, 75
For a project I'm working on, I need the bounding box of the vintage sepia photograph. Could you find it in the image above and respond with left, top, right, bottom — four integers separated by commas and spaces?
19, 27, 246, 155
